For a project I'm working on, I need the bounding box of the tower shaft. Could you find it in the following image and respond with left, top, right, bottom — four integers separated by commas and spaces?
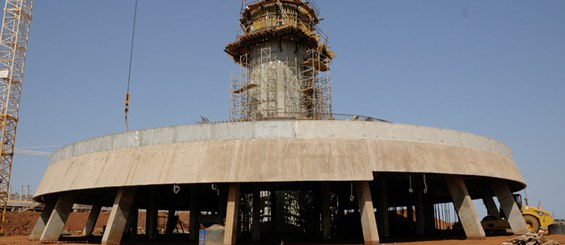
227, 0, 334, 121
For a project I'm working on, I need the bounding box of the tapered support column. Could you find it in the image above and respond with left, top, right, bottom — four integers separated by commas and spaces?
491, 180, 529, 234
481, 192, 501, 219
321, 182, 331, 240
445, 176, 485, 240
415, 179, 425, 236
376, 178, 389, 237
224, 183, 240, 245
355, 181, 379, 245
127, 207, 139, 239
166, 207, 176, 235
40, 195, 74, 241
189, 186, 199, 241
146, 187, 158, 240
83, 203, 102, 236
29, 200, 56, 240
252, 187, 261, 241
101, 187, 136, 245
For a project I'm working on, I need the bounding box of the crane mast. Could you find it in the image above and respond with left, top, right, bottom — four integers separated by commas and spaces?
0, 0, 33, 234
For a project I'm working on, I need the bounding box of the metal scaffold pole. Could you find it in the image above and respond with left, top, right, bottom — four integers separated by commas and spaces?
0, 0, 34, 235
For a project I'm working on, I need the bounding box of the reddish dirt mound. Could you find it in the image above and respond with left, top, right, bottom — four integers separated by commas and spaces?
3, 212, 40, 236
2, 210, 191, 237
2, 211, 111, 237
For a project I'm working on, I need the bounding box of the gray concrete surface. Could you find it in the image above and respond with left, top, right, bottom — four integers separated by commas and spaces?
356, 181, 380, 245
445, 176, 486, 239
83, 203, 102, 236
40, 195, 74, 241
101, 187, 136, 245
35, 121, 524, 198
28, 201, 55, 240
224, 184, 240, 245
492, 179, 530, 234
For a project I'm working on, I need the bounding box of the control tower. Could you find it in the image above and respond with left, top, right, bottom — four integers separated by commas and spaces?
226, 0, 335, 120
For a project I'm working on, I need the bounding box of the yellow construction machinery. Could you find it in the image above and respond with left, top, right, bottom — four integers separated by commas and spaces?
482, 194, 554, 234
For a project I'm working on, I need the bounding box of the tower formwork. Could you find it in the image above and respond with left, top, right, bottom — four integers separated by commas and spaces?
227, 0, 334, 121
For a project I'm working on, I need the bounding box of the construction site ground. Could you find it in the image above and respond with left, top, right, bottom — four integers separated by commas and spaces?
1, 211, 564, 245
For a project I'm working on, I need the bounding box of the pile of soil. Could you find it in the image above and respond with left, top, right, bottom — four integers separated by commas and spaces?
3, 212, 40, 236
2, 210, 191, 237
2, 211, 111, 237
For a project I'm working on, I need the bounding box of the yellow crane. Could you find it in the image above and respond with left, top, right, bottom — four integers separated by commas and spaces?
0, 0, 34, 235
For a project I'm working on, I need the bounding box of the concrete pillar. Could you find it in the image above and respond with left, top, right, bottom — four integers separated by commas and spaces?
445, 176, 485, 240
424, 197, 436, 234
415, 179, 425, 236
376, 178, 389, 238
101, 187, 136, 245
491, 180, 529, 234
321, 182, 331, 240
166, 207, 176, 235
29, 200, 56, 240
40, 195, 74, 241
83, 203, 102, 236
252, 188, 261, 241
224, 183, 240, 245
127, 207, 139, 239
355, 181, 379, 245
481, 192, 501, 219
407, 205, 414, 231
189, 186, 199, 241
146, 187, 158, 240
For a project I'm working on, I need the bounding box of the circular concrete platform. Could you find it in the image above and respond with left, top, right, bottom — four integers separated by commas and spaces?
35, 120, 524, 200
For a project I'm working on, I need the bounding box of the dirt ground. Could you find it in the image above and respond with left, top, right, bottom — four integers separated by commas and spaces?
1, 235, 564, 245
1, 211, 564, 245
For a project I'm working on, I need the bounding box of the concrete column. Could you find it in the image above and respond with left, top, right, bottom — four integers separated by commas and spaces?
101, 187, 136, 245
355, 181, 379, 245
166, 207, 176, 235
29, 200, 56, 240
224, 183, 240, 245
415, 179, 425, 236
189, 186, 199, 241
321, 182, 331, 240
376, 178, 389, 238
445, 176, 485, 239
127, 207, 139, 239
424, 197, 436, 234
252, 187, 261, 241
83, 203, 102, 236
146, 187, 158, 240
491, 180, 529, 234
407, 205, 414, 231
481, 192, 501, 219
40, 195, 74, 241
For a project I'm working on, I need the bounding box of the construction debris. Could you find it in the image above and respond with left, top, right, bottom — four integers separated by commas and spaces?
506, 233, 560, 245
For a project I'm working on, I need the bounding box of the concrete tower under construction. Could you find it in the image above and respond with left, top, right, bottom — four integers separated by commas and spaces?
227, 0, 334, 120
29, 1, 531, 245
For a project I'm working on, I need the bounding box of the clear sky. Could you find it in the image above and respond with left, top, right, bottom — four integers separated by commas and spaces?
8, 1, 565, 219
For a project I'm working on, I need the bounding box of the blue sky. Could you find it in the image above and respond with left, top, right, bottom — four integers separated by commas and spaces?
8, 1, 564, 218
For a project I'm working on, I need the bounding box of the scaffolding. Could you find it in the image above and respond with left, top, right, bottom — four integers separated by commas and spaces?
0, 0, 33, 234
228, 0, 333, 121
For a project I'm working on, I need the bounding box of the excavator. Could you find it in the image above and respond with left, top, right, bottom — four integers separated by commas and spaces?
482, 194, 554, 234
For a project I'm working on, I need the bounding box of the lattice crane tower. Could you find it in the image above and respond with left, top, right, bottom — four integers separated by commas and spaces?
226, 0, 335, 121
0, 0, 33, 234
